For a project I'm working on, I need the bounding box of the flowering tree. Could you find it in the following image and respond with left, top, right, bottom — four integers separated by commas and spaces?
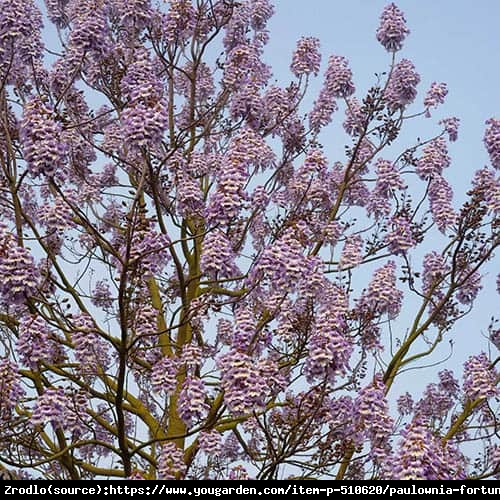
0, 0, 498, 480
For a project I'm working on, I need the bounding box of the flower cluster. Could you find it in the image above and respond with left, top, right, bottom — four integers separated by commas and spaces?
201, 229, 240, 280
0, 0, 43, 83
355, 374, 393, 462
376, 2, 410, 52
178, 376, 209, 425
71, 314, 110, 379
471, 167, 500, 213
339, 234, 364, 269
440, 117, 460, 142
198, 430, 222, 455
428, 175, 456, 232
384, 418, 463, 479
309, 55, 354, 133
462, 352, 498, 401
305, 312, 352, 383
16, 316, 54, 369
31, 387, 69, 430
290, 37, 321, 78
416, 137, 450, 180
360, 261, 403, 319
217, 350, 269, 415
0, 358, 24, 420
385, 214, 416, 254
384, 59, 420, 111
158, 442, 186, 480
484, 118, 500, 169
20, 98, 66, 178
424, 82, 448, 110
151, 356, 179, 395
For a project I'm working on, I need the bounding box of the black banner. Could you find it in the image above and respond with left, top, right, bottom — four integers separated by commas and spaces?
2, 481, 500, 498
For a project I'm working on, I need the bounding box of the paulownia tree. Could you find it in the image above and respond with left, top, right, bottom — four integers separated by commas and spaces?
0, 0, 498, 480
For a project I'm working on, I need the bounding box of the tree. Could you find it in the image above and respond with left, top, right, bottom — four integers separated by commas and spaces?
0, 0, 498, 480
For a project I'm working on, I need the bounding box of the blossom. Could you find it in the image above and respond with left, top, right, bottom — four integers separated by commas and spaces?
201, 229, 240, 280
31, 387, 69, 429
462, 352, 498, 401
385, 214, 416, 254
305, 312, 352, 383
440, 117, 460, 142
0, 0, 43, 83
16, 316, 54, 369
355, 374, 393, 462
424, 82, 448, 110
484, 118, 500, 169
20, 98, 66, 178
416, 137, 450, 180
376, 3, 410, 52
0, 358, 25, 420
290, 37, 321, 77
158, 442, 186, 480
384, 59, 420, 111
217, 350, 269, 415
471, 167, 500, 213
198, 430, 222, 455
339, 234, 363, 270
360, 261, 403, 319
151, 356, 179, 395
384, 418, 464, 479
178, 376, 208, 425
428, 175, 456, 232
71, 314, 110, 379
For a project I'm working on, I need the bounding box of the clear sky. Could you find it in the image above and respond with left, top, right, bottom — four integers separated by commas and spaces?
266, 1, 499, 386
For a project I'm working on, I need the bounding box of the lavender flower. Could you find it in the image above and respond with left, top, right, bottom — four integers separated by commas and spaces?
178, 376, 208, 425
376, 3, 410, 52
384, 59, 420, 111
20, 98, 66, 178
31, 387, 69, 430
158, 442, 186, 480
440, 117, 460, 142
428, 174, 456, 232
290, 37, 321, 77
484, 118, 500, 169
416, 137, 450, 180
424, 82, 448, 110
462, 352, 498, 401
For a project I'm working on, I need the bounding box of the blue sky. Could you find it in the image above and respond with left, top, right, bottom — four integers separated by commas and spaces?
266, 1, 499, 386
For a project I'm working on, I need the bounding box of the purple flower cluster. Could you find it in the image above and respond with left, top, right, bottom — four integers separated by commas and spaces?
471, 167, 500, 213
424, 82, 448, 110
178, 376, 208, 425
339, 234, 364, 269
384, 418, 462, 479
428, 175, 456, 232
361, 261, 403, 319
355, 374, 393, 462
484, 118, 500, 169
198, 429, 222, 456
422, 251, 447, 292
376, 3, 410, 52
384, 59, 420, 111
158, 442, 186, 480
0, 358, 24, 420
0, 0, 43, 83
343, 98, 366, 136
290, 37, 321, 78
440, 117, 460, 142
20, 98, 66, 178
385, 214, 416, 254
217, 350, 269, 415
201, 229, 240, 280
91, 280, 114, 310
17, 316, 54, 369
456, 270, 482, 305
305, 312, 352, 383
31, 387, 69, 429
462, 352, 498, 401
416, 137, 450, 180
71, 314, 110, 379
151, 356, 179, 395
309, 55, 355, 133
